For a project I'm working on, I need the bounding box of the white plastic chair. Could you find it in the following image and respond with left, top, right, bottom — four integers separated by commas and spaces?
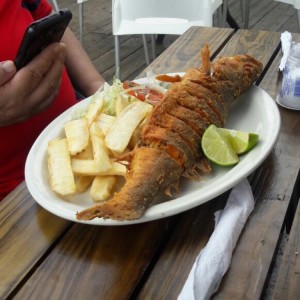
50, 0, 88, 44
112, 0, 227, 78
77, 0, 89, 44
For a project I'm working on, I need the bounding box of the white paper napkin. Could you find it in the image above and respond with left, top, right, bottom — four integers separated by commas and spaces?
178, 179, 254, 300
279, 31, 292, 71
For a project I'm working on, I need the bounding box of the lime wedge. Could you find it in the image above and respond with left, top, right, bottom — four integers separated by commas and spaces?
201, 124, 239, 166
217, 128, 259, 154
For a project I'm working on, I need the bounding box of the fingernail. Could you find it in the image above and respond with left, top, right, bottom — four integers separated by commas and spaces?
2, 61, 15, 73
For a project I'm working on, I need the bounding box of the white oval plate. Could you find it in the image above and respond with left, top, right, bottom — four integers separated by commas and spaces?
25, 79, 281, 226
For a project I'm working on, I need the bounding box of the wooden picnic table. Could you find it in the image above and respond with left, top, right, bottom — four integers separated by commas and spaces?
1, 27, 299, 300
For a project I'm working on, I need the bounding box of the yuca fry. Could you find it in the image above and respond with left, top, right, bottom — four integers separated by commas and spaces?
72, 137, 94, 193
96, 113, 115, 135
75, 176, 94, 193
47, 138, 76, 196
85, 96, 103, 126
74, 139, 93, 160
90, 176, 116, 202
71, 159, 110, 175
128, 115, 149, 149
89, 122, 112, 170
105, 162, 127, 176
105, 101, 153, 154
47, 81, 145, 203
71, 160, 126, 176
64, 118, 89, 155
114, 95, 130, 116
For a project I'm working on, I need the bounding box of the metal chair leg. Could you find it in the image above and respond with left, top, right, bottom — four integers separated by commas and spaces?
244, 0, 250, 28
151, 35, 156, 61
240, 0, 244, 22
227, 9, 240, 30
222, 0, 228, 27
79, 2, 84, 44
114, 35, 121, 79
217, 7, 222, 26
142, 35, 150, 65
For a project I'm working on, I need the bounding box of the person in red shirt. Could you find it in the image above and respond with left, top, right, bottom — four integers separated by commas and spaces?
0, 0, 105, 199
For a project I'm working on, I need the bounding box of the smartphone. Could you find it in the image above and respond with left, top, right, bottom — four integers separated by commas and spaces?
14, 9, 72, 70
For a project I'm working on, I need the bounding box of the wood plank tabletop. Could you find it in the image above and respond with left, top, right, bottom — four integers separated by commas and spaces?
1, 26, 300, 300
272, 194, 300, 300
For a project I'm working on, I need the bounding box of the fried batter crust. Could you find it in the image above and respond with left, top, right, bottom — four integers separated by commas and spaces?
77, 45, 263, 221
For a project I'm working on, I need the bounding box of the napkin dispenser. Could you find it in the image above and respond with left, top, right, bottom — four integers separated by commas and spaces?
277, 31, 300, 110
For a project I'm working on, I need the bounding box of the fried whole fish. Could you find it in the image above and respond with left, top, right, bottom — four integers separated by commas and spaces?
77, 45, 263, 221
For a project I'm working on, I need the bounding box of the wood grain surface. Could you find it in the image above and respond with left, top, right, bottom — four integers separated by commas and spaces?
0, 182, 71, 299
272, 196, 300, 300
138, 27, 234, 77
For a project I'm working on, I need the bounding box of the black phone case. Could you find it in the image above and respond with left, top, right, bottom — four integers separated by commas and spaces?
14, 9, 72, 70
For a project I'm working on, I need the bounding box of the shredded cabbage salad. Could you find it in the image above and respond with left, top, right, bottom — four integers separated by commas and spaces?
72, 73, 170, 120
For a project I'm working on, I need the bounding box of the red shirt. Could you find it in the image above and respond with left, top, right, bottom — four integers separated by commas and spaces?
0, 1, 78, 199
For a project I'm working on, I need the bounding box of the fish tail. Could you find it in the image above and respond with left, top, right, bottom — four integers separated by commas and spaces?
76, 147, 182, 220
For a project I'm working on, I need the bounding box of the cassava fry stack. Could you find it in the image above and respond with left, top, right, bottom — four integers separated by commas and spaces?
47, 87, 153, 202
77, 44, 263, 221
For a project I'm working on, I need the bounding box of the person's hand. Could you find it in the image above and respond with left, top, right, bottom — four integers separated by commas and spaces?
0, 43, 66, 127
0, 61, 16, 85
